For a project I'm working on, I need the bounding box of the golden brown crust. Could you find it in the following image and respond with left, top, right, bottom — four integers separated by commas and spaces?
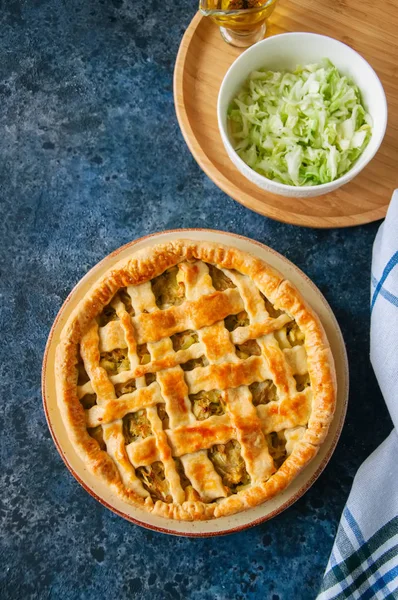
55, 239, 336, 521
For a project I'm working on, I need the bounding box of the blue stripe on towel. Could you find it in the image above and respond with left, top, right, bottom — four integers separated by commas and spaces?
371, 252, 398, 312
371, 275, 398, 308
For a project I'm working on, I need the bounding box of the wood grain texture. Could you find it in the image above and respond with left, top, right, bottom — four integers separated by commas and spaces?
173, 3, 398, 228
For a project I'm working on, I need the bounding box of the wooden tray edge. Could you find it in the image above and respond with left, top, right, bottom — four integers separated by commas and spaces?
173, 12, 389, 229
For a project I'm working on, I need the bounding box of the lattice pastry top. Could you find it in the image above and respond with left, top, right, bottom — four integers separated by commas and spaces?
55, 240, 336, 521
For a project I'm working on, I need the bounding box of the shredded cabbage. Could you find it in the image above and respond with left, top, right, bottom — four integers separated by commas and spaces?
228, 59, 372, 186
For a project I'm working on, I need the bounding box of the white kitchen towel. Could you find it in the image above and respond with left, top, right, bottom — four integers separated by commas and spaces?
317, 190, 398, 600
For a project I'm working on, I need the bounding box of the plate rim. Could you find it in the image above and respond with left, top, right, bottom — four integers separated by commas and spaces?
42, 228, 349, 537
173, 11, 388, 229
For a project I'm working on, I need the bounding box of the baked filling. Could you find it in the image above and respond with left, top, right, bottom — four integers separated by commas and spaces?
250, 380, 278, 405
260, 292, 283, 318
137, 343, 150, 365
57, 242, 335, 521
80, 393, 97, 409
275, 322, 305, 350
115, 379, 136, 398
152, 266, 185, 309
286, 322, 305, 346
145, 373, 156, 385
209, 440, 251, 492
98, 304, 118, 327
136, 462, 172, 503
181, 356, 209, 371
225, 310, 249, 331
266, 432, 287, 468
235, 339, 261, 359
119, 288, 135, 315
88, 426, 105, 450
171, 330, 198, 351
208, 264, 236, 291
294, 373, 311, 392
123, 409, 152, 444
189, 390, 225, 420
157, 404, 170, 429
100, 348, 130, 375
77, 353, 90, 385
174, 458, 191, 489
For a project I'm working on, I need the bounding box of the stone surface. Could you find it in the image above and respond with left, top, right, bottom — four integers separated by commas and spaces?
0, 1, 393, 599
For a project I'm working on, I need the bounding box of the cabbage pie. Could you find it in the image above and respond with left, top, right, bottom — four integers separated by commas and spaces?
55, 240, 336, 520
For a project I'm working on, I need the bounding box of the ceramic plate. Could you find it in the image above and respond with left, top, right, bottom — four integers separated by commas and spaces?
42, 229, 349, 536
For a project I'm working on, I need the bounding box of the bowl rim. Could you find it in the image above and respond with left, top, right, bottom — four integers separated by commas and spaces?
217, 31, 388, 192
42, 228, 349, 537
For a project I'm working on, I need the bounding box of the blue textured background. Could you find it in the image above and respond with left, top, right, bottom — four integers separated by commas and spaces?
0, 1, 393, 598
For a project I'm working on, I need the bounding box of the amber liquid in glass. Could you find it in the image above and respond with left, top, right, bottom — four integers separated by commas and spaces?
208, 0, 277, 31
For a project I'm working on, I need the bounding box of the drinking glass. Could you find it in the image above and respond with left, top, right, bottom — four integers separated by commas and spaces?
199, 0, 279, 48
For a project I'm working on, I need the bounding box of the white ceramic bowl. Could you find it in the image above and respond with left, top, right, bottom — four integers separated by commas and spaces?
217, 32, 388, 198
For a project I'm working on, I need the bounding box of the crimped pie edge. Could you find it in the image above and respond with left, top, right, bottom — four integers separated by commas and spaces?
55, 239, 337, 521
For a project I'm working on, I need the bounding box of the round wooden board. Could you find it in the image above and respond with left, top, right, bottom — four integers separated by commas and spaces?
174, 5, 398, 228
